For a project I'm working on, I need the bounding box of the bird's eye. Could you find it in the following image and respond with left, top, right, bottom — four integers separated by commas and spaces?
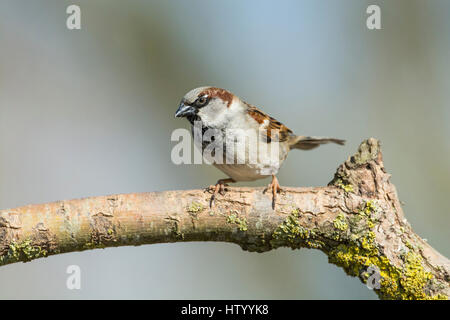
195, 96, 209, 107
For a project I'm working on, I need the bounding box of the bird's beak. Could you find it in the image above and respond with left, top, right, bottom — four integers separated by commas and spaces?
175, 102, 196, 118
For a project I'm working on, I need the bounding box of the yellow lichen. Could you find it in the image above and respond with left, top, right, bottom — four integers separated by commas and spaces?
271, 203, 447, 300
328, 234, 445, 300
337, 181, 354, 193
360, 200, 377, 216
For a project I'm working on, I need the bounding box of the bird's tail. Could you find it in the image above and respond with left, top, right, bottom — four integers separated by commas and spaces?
288, 135, 345, 150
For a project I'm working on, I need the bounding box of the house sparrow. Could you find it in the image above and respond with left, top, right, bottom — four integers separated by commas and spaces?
175, 86, 345, 207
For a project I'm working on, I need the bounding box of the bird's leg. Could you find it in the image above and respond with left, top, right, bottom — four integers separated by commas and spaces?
207, 178, 235, 207
264, 174, 282, 209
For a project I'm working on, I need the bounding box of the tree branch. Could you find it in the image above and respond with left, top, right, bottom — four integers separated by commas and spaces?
0, 138, 448, 299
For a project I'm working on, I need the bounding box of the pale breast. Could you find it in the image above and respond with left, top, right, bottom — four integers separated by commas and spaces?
213, 163, 265, 181
211, 129, 290, 182
190, 104, 291, 181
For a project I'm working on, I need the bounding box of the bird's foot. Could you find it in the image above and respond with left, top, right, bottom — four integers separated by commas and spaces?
206, 178, 235, 207
263, 175, 282, 209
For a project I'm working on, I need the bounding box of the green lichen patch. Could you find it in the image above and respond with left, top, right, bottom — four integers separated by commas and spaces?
363, 201, 380, 226
0, 239, 48, 264
226, 212, 248, 231
333, 213, 348, 231
270, 212, 321, 249
347, 200, 379, 235
187, 201, 204, 214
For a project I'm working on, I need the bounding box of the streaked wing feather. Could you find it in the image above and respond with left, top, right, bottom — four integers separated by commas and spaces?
246, 104, 292, 142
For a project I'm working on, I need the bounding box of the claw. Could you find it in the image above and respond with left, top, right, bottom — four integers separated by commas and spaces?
264, 175, 282, 209
208, 178, 235, 207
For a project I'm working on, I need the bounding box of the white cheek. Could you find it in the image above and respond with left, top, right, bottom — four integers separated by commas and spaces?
197, 99, 246, 129
198, 108, 222, 127
198, 103, 228, 127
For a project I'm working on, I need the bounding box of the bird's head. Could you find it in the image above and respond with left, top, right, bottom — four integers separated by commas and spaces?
175, 86, 237, 126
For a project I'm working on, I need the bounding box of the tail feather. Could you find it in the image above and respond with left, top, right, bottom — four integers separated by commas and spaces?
289, 136, 345, 150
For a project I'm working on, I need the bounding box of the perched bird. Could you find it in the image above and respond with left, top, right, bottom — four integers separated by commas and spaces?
175, 86, 345, 207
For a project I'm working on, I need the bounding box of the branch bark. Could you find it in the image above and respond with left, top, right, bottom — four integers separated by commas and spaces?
0, 138, 448, 299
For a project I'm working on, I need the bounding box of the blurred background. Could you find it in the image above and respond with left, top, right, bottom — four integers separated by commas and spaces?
0, 0, 449, 299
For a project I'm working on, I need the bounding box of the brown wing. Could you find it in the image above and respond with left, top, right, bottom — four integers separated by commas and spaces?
245, 103, 293, 143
